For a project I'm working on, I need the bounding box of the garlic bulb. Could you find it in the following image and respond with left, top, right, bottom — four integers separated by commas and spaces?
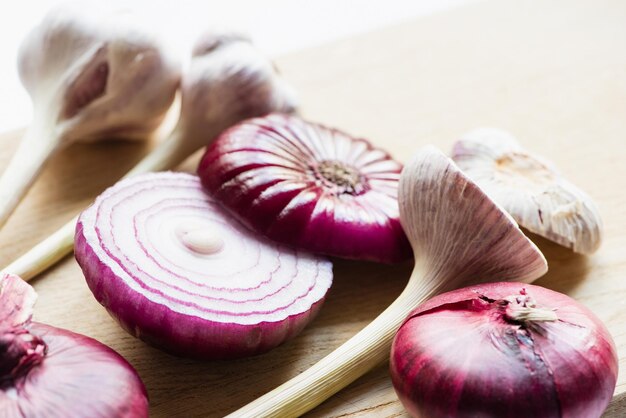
5, 31, 298, 282
128, 31, 297, 174
452, 128, 603, 254
0, 5, 180, 230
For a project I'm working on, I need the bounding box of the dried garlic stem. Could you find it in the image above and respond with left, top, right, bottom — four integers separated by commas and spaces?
0, 126, 57, 230
228, 146, 547, 418
2, 136, 192, 281
4, 128, 224, 282
228, 272, 432, 417
3, 219, 76, 281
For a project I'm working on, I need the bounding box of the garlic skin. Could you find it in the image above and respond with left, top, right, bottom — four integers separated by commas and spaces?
18, 5, 180, 143
452, 129, 602, 254
173, 32, 297, 149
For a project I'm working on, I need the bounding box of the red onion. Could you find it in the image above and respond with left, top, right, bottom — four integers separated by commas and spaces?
197, 114, 411, 263
390, 282, 618, 418
74, 172, 333, 359
0, 273, 148, 417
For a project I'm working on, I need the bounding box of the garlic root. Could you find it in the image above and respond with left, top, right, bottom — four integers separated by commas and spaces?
227, 146, 547, 418
3, 32, 297, 282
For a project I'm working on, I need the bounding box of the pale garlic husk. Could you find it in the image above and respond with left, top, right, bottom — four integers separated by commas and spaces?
452, 128, 602, 254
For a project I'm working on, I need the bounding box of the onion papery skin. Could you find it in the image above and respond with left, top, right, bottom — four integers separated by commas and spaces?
1, 323, 148, 418
75, 172, 332, 359
390, 282, 618, 418
197, 114, 411, 263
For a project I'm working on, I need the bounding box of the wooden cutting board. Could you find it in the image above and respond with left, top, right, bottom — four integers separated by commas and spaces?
2, 0, 626, 416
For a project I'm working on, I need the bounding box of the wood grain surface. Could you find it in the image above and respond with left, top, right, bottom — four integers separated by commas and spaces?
2, 0, 626, 416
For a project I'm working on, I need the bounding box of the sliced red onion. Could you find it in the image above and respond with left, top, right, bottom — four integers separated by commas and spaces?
1, 273, 148, 417
74, 172, 332, 359
391, 282, 618, 418
197, 114, 411, 263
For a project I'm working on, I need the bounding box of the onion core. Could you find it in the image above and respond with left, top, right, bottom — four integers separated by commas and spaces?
75, 172, 333, 359
390, 282, 618, 418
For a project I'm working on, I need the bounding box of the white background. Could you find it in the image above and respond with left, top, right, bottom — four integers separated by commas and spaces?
0, 0, 473, 132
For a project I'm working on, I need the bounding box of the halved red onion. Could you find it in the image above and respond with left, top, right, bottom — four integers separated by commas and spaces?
391, 282, 618, 418
1, 273, 148, 417
74, 172, 332, 359
197, 114, 411, 263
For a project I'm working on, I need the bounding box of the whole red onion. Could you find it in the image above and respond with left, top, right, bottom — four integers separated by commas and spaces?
0, 273, 148, 417
198, 114, 411, 263
390, 282, 618, 418
75, 172, 332, 359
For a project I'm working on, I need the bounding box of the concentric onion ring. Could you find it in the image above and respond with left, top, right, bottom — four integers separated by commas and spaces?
198, 114, 411, 263
75, 172, 332, 359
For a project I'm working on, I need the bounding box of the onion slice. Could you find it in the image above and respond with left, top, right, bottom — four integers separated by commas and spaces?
391, 282, 618, 418
0, 273, 148, 417
198, 114, 411, 263
74, 172, 333, 359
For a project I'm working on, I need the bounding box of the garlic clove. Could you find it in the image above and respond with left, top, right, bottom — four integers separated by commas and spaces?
0, 5, 180, 232
452, 128, 602, 254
